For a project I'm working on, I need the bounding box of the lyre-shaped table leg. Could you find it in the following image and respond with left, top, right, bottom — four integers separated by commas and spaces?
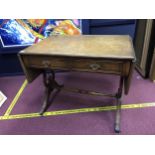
39, 70, 63, 115
114, 76, 124, 133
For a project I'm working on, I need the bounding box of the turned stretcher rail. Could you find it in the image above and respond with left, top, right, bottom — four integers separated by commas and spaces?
62, 87, 116, 97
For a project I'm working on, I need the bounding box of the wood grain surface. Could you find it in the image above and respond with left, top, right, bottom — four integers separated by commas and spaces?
20, 35, 135, 60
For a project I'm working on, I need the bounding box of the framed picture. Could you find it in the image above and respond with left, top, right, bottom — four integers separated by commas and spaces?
0, 19, 82, 49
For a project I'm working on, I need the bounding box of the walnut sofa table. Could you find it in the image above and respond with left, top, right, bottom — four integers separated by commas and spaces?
18, 35, 136, 133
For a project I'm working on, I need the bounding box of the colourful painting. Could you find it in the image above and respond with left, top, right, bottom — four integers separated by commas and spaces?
0, 19, 82, 48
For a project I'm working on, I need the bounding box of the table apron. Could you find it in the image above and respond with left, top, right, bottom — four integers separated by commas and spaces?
23, 55, 131, 76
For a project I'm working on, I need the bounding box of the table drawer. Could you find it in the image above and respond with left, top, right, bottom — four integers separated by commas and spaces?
23, 55, 124, 74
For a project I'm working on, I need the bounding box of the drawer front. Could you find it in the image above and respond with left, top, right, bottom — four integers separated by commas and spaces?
23, 55, 124, 74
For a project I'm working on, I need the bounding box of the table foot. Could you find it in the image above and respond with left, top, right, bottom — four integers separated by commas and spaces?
114, 101, 121, 133
40, 87, 63, 115
114, 124, 120, 133
39, 88, 51, 115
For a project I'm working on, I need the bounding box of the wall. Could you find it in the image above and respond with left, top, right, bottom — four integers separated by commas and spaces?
89, 19, 136, 38
0, 48, 24, 76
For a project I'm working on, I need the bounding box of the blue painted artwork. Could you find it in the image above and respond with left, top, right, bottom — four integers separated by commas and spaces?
0, 19, 82, 48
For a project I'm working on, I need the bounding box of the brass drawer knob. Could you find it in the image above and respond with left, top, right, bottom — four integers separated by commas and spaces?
42, 60, 50, 68
90, 63, 101, 70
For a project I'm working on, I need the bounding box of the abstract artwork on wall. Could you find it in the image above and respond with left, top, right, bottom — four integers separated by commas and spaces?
0, 19, 82, 48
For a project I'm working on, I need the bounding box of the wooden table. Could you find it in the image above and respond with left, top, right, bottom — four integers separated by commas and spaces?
18, 35, 136, 133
